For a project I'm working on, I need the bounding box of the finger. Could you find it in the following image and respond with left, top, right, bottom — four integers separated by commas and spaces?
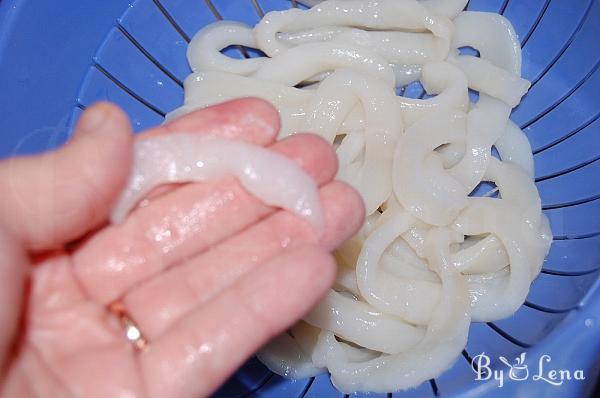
143, 97, 280, 146
123, 181, 364, 339
73, 134, 338, 304
0, 103, 133, 250
139, 245, 336, 398
0, 228, 27, 376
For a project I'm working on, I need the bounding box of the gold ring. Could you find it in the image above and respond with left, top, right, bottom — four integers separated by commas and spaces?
108, 302, 148, 350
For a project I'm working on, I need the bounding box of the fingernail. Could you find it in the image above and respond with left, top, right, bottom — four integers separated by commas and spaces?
78, 104, 110, 134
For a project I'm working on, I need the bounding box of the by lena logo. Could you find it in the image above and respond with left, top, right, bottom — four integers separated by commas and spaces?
471, 352, 585, 388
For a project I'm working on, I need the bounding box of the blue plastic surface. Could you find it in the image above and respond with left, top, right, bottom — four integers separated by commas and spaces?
0, 0, 599, 397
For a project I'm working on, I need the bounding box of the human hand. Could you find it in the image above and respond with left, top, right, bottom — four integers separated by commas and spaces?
0, 99, 365, 398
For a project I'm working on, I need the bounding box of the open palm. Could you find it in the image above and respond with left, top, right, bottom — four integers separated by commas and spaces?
0, 99, 364, 398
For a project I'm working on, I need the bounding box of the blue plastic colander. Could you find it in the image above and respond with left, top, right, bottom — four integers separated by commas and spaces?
1, 0, 599, 396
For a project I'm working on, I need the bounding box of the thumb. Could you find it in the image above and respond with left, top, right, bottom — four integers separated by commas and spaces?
0, 228, 27, 380
0, 102, 133, 250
